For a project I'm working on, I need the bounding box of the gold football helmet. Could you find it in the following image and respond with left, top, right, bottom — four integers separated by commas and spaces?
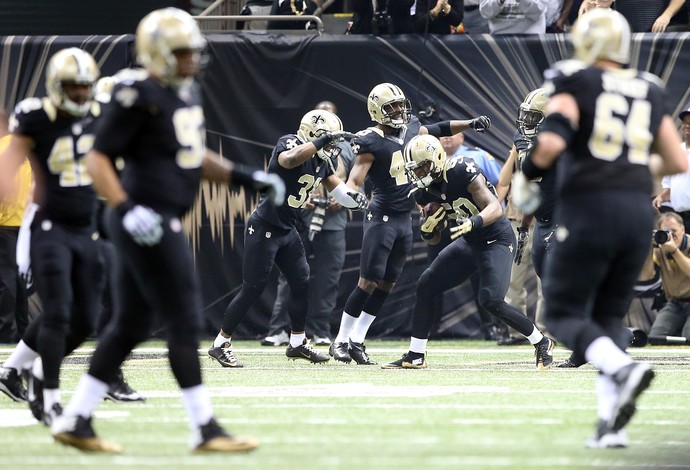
517, 88, 550, 138
45, 48, 100, 117
403, 134, 446, 189
570, 9, 631, 65
135, 7, 206, 84
297, 109, 344, 160
367, 83, 411, 129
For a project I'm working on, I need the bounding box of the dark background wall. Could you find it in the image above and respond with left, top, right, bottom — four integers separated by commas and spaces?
2, 32, 688, 339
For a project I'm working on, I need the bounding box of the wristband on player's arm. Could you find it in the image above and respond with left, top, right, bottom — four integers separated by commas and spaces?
423, 121, 452, 138
229, 164, 265, 188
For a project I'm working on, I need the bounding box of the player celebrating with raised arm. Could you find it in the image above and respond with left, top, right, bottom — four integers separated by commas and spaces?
382, 134, 555, 369
330, 82, 491, 365
208, 109, 367, 368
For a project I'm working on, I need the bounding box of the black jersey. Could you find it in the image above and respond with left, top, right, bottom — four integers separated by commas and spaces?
254, 134, 335, 230
351, 116, 421, 214
93, 69, 205, 217
415, 156, 511, 244
544, 60, 667, 198
11, 97, 99, 226
514, 131, 557, 222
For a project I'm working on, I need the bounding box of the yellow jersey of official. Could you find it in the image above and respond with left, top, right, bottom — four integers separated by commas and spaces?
0, 135, 32, 227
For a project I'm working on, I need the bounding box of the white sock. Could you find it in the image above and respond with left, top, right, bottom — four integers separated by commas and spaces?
64, 374, 109, 419
213, 333, 230, 348
334, 313, 357, 343
289, 332, 305, 347
4, 340, 39, 371
181, 384, 214, 429
595, 374, 617, 421
349, 313, 376, 344
43, 388, 61, 413
409, 337, 428, 354
585, 337, 633, 376
31, 357, 44, 380
526, 326, 544, 345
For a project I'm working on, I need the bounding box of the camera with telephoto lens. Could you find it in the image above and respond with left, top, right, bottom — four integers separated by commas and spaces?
654, 229, 671, 245
308, 196, 330, 241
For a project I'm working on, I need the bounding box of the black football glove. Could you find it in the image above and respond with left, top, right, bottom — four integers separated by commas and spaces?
312, 131, 358, 150
514, 227, 530, 265
469, 116, 491, 133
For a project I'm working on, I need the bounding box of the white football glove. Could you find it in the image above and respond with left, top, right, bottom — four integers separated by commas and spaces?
511, 172, 542, 215
16, 203, 38, 287
122, 205, 163, 246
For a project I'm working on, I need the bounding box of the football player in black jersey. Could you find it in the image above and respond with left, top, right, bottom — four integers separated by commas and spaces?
0, 48, 106, 427
50, 8, 281, 453
209, 109, 367, 367
513, 9, 688, 448
495, 88, 555, 344
330, 82, 491, 365
0, 72, 147, 411
381, 135, 555, 369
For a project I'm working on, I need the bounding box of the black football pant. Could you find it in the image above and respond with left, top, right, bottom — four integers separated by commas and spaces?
542, 191, 653, 363
222, 214, 310, 335
411, 228, 535, 340
88, 211, 203, 388
32, 218, 104, 390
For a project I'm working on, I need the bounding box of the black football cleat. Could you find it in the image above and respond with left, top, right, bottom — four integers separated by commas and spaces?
608, 362, 655, 432
27, 370, 45, 424
348, 340, 377, 365
534, 337, 556, 369
192, 418, 259, 453
556, 353, 586, 368
0, 366, 27, 402
329, 341, 351, 363
285, 339, 330, 363
105, 368, 146, 402
53, 415, 122, 453
381, 351, 427, 369
208, 342, 244, 368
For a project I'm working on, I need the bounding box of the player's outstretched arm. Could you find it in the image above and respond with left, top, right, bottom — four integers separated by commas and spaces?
323, 174, 368, 210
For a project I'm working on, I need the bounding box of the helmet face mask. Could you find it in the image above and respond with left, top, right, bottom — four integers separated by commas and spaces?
368, 83, 411, 129
45, 48, 100, 117
570, 9, 631, 65
297, 109, 344, 161
403, 134, 446, 189
135, 8, 207, 86
517, 88, 549, 138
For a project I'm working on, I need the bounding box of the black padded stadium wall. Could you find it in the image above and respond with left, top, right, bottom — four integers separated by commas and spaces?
2, 33, 689, 339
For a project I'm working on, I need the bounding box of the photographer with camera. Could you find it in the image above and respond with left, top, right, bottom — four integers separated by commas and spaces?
648, 212, 690, 340
414, 0, 464, 34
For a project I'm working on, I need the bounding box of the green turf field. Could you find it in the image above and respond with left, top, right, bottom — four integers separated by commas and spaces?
1, 340, 689, 469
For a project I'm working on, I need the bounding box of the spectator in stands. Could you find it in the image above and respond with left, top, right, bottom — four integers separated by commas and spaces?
648, 212, 690, 338
238, 0, 274, 30
263, 101, 356, 348
348, 0, 415, 34
413, 0, 464, 34
652, 106, 690, 232
463, 0, 491, 32
545, 0, 574, 31
578, 0, 612, 17
479, 0, 547, 34
616, 0, 690, 32
267, 0, 318, 30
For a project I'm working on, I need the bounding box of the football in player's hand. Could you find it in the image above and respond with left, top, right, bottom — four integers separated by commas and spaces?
421, 202, 447, 245
423, 202, 443, 219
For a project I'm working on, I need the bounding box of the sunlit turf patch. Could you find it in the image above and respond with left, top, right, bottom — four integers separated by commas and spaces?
1, 340, 689, 468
